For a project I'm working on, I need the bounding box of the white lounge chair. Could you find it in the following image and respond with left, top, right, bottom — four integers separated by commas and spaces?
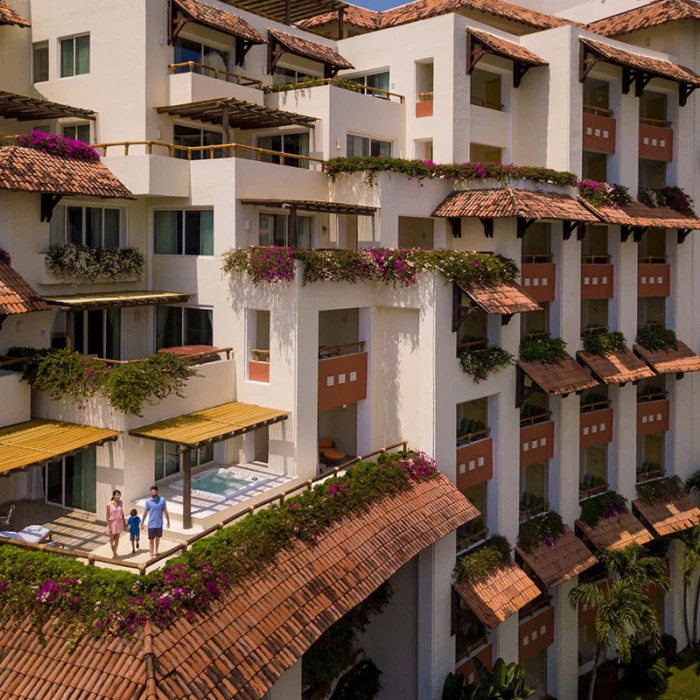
0, 525, 52, 544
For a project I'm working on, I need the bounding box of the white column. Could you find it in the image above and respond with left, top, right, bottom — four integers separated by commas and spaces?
495, 615, 519, 665
269, 659, 302, 700
551, 578, 578, 700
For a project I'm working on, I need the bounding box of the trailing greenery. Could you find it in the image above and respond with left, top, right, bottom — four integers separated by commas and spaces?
577, 180, 633, 208
517, 511, 565, 554
8, 348, 198, 416
46, 243, 145, 282
582, 330, 627, 356
329, 659, 383, 700
453, 535, 511, 584
443, 658, 534, 700
635, 325, 678, 352
459, 346, 514, 383
639, 186, 696, 216
519, 336, 567, 365
323, 156, 579, 187
636, 476, 683, 503
0, 452, 437, 642
303, 584, 391, 692
579, 490, 627, 528
264, 76, 377, 97
222, 246, 520, 288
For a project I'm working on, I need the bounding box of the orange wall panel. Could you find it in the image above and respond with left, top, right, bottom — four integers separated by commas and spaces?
637, 399, 670, 436
581, 263, 614, 300
248, 360, 270, 383
638, 263, 670, 298
456, 438, 493, 490
580, 408, 613, 449
520, 263, 556, 302
583, 112, 616, 154
318, 353, 368, 411
456, 644, 493, 684
639, 123, 673, 162
416, 101, 433, 118
520, 421, 554, 468
519, 606, 555, 664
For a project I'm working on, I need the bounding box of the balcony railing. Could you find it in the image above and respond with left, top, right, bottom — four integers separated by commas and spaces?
519, 500, 549, 521
639, 120, 673, 162
521, 254, 556, 303
169, 61, 263, 88
416, 92, 433, 118
97, 347, 232, 365
583, 106, 616, 155
457, 337, 488, 353
94, 140, 324, 170
470, 95, 504, 111
579, 480, 609, 501
638, 260, 670, 297
583, 104, 614, 117
636, 464, 666, 483
265, 77, 405, 103
456, 526, 489, 555
581, 258, 614, 300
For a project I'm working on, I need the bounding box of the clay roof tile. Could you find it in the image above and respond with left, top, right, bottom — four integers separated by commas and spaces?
0, 0, 29, 27
588, 0, 700, 37
634, 341, 700, 375
518, 354, 599, 396
174, 0, 266, 43
468, 28, 547, 66
634, 493, 700, 537
0, 260, 50, 315
577, 348, 656, 384
269, 29, 353, 69
576, 510, 653, 551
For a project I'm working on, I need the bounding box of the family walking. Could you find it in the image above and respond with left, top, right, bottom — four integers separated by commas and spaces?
105, 486, 170, 558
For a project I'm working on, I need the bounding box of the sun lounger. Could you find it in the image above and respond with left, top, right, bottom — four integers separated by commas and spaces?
0, 525, 52, 544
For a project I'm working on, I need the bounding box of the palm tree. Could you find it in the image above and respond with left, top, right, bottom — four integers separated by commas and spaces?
569, 544, 669, 700
680, 525, 700, 648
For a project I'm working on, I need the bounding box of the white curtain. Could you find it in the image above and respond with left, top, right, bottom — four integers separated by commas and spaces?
29, 466, 45, 501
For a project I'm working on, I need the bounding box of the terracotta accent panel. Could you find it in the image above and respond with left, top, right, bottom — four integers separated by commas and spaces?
638, 263, 670, 298
318, 352, 368, 411
248, 360, 270, 383
581, 263, 614, 300
457, 438, 493, 490
519, 606, 555, 663
456, 644, 493, 685
578, 580, 610, 627
416, 100, 433, 118
583, 112, 616, 154
520, 421, 554, 467
520, 263, 556, 302
639, 123, 673, 162
580, 408, 613, 448
637, 399, 670, 435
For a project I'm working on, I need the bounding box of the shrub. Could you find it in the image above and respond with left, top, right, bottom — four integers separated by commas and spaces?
329, 659, 383, 700
45, 244, 144, 282
636, 325, 678, 352
519, 336, 567, 365
16, 130, 100, 161
639, 186, 695, 216
636, 476, 683, 503
579, 490, 627, 528
578, 180, 633, 208
518, 511, 565, 553
623, 640, 669, 693
0, 246, 10, 266
453, 535, 511, 583
459, 346, 514, 383
582, 330, 627, 356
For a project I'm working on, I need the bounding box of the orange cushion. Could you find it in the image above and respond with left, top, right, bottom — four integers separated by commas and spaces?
318, 438, 334, 449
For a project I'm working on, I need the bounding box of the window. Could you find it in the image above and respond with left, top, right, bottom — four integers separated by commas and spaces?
154, 209, 214, 255
60, 34, 90, 77
173, 124, 223, 160
49, 204, 124, 248
72, 309, 121, 360
154, 442, 213, 481
257, 132, 310, 168
347, 71, 390, 95
45, 449, 96, 512
273, 66, 314, 85
259, 212, 311, 248
63, 123, 91, 143
174, 37, 229, 78
346, 134, 392, 158
156, 306, 213, 350
33, 42, 49, 83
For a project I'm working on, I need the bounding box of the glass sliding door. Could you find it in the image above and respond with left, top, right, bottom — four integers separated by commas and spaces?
45, 449, 97, 513
72, 309, 121, 359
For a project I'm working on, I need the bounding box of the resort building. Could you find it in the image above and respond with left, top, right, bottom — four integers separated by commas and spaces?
2, 0, 700, 698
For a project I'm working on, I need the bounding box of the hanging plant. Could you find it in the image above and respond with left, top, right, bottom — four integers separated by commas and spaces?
518, 511, 565, 554
582, 330, 627, 356
578, 180, 633, 208
636, 476, 684, 504
636, 325, 678, 352
519, 336, 567, 365
453, 535, 512, 584
579, 490, 628, 528
46, 244, 144, 282
458, 346, 514, 383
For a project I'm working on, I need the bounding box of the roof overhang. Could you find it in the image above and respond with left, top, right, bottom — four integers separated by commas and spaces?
41, 291, 192, 311
0, 260, 51, 316
0, 1, 29, 28
633, 492, 700, 537
267, 29, 353, 78
222, 0, 347, 24
576, 510, 653, 551
633, 341, 700, 375
456, 280, 540, 316
517, 353, 599, 398
577, 348, 655, 384
0, 91, 95, 121
239, 198, 377, 216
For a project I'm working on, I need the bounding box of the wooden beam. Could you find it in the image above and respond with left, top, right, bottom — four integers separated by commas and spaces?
338, 7, 344, 39
678, 228, 692, 244
40, 194, 63, 223
480, 217, 494, 238
466, 32, 487, 75
267, 36, 285, 74
622, 66, 633, 95
235, 40, 254, 67
452, 283, 477, 333
579, 43, 599, 83
448, 217, 462, 238
513, 62, 530, 89
181, 446, 192, 530
635, 71, 652, 97
517, 218, 536, 239
562, 220, 576, 241
576, 222, 593, 241
288, 206, 298, 248
679, 83, 695, 107
285, 0, 291, 25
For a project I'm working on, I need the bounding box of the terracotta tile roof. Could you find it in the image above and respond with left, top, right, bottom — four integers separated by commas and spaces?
174, 0, 266, 43
433, 188, 598, 222
299, 3, 381, 30
468, 28, 547, 66
0, 146, 134, 200
581, 198, 700, 230
577, 348, 655, 384
0, 260, 50, 315
0, 474, 476, 699
517, 525, 598, 589
634, 493, 700, 537
453, 559, 541, 629
518, 353, 599, 396
634, 340, 700, 375
458, 280, 540, 315
0, 0, 29, 27
588, 0, 700, 37
269, 29, 354, 69
581, 38, 700, 87
576, 511, 653, 551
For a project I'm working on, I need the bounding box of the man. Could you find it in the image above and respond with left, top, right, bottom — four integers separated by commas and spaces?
141, 485, 170, 556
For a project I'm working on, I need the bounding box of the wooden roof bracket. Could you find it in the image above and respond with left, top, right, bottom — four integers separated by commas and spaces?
676, 371, 685, 380
0, 314, 6, 331
622, 66, 634, 95
452, 283, 478, 332
466, 32, 487, 75
577, 222, 593, 241
517, 217, 536, 239
324, 63, 340, 79
513, 62, 531, 89
635, 71, 653, 98
579, 43, 599, 83
448, 217, 462, 238
679, 82, 695, 107
678, 228, 692, 244
621, 225, 647, 243
516, 364, 545, 408
40, 193, 63, 223
501, 313, 514, 326
338, 7, 345, 39
167, 0, 190, 45
562, 219, 577, 241
235, 40, 255, 67
267, 36, 286, 74
480, 217, 494, 238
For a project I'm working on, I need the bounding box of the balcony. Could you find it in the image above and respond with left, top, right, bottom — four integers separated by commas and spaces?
638, 259, 670, 297
470, 98, 509, 150
580, 402, 613, 449
639, 119, 673, 162
168, 62, 264, 106
518, 602, 555, 664
520, 255, 556, 303
456, 641, 493, 684
582, 106, 616, 154
456, 429, 493, 491
637, 394, 670, 435
416, 92, 433, 118
581, 257, 614, 300
318, 342, 368, 411
249, 349, 270, 384
520, 414, 554, 468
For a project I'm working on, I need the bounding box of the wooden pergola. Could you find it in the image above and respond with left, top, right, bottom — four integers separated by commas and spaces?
42, 290, 192, 311
0, 91, 95, 121
222, 0, 347, 25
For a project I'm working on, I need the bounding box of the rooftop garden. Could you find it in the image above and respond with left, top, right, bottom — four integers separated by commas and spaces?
636, 325, 678, 352
46, 243, 144, 282
578, 180, 632, 208
582, 330, 627, 356
0, 451, 437, 641
519, 336, 567, 365
579, 489, 627, 528
453, 534, 512, 584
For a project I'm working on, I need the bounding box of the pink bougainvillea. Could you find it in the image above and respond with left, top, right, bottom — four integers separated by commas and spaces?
16, 130, 100, 162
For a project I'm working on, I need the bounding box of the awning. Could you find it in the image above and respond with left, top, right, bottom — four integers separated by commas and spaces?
42, 290, 192, 310
453, 559, 540, 629
268, 29, 353, 78
0, 260, 51, 315
588, 0, 700, 38
467, 28, 546, 87
0, 473, 476, 699
634, 492, 700, 537
0, 2, 29, 28
516, 525, 597, 589
0, 419, 119, 475
228, 0, 347, 24
0, 91, 95, 121
576, 510, 653, 551
171, 0, 266, 44
581, 199, 700, 232
634, 340, 700, 375
239, 198, 378, 216
457, 280, 540, 315
157, 98, 317, 130
129, 401, 289, 448
577, 348, 655, 384
518, 354, 599, 396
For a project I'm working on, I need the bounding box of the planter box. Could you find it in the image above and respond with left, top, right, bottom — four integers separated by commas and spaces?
638, 263, 670, 298
38, 253, 142, 285
248, 360, 269, 383
521, 263, 556, 302
637, 399, 670, 435
456, 643, 493, 684
519, 606, 555, 664
581, 263, 614, 300
456, 437, 493, 490
520, 420, 554, 467
415, 100, 433, 118
318, 352, 368, 411
580, 407, 613, 449
639, 123, 673, 162
583, 112, 616, 154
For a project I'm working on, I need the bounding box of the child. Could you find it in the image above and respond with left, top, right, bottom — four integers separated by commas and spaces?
127, 509, 141, 553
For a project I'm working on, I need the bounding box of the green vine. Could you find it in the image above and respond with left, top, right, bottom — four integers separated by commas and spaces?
519, 336, 567, 365
579, 490, 628, 528
518, 512, 565, 554
264, 76, 371, 95
459, 346, 514, 383
636, 325, 678, 352
636, 476, 683, 504
583, 330, 627, 356
453, 535, 512, 584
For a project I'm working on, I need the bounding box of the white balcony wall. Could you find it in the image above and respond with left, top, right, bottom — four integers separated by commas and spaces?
168, 71, 264, 106
0, 370, 31, 428
470, 104, 509, 150
103, 154, 192, 198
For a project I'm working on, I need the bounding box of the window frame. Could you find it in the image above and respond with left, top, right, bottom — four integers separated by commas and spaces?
62, 122, 92, 143
173, 36, 231, 79
153, 208, 215, 256
155, 305, 214, 351
258, 211, 313, 248
70, 308, 122, 360
32, 41, 49, 83
49, 202, 127, 248
256, 131, 311, 168
59, 33, 90, 78
346, 132, 393, 158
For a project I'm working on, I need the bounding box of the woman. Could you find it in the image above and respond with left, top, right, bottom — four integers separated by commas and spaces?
106, 489, 126, 558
